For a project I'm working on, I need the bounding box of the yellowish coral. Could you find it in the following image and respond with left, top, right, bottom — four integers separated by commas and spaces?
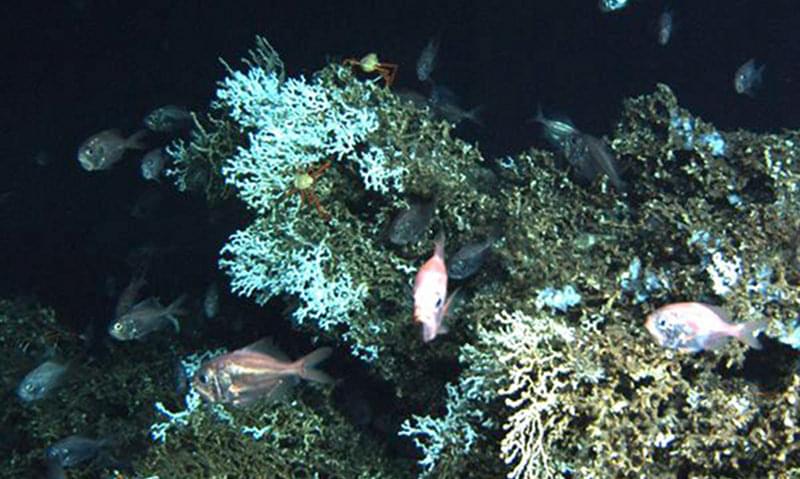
478, 308, 800, 478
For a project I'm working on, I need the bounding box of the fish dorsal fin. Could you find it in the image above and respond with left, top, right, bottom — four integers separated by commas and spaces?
242, 337, 291, 362
129, 297, 162, 312
704, 304, 730, 322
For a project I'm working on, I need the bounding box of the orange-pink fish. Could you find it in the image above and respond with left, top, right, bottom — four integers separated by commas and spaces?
193, 338, 333, 407
413, 233, 456, 342
645, 302, 766, 353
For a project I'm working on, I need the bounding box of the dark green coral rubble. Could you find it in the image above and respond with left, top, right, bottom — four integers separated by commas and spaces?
7, 36, 800, 477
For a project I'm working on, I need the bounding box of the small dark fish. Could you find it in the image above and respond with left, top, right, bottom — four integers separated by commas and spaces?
416, 36, 440, 83
140, 148, 167, 181
144, 105, 193, 133
448, 237, 496, 280
580, 134, 627, 191
203, 282, 220, 319
430, 84, 460, 107
435, 102, 483, 126
77, 129, 147, 171
657, 9, 673, 46
395, 89, 429, 109
389, 199, 436, 245
734, 58, 765, 96
17, 360, 69, 402
430, 85, 482, 126
561, 132, 597, 183
108, 295, 185, 341
45, 435, 109, 468
193, 338, 333, 407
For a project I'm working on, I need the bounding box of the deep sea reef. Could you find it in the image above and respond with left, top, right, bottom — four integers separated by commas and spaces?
7, 35, 800, 478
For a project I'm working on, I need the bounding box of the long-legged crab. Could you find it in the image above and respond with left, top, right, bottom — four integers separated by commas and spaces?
286, 161, 332, 221
343, 53, 398, 88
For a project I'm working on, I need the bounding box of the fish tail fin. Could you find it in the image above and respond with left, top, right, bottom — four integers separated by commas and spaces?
165, 294, 188, 333
126, 130, 149, 151
527, 103, 544, 124
297, 347, 334, 384
736, 320, 768, 349
466, 105, 484, 127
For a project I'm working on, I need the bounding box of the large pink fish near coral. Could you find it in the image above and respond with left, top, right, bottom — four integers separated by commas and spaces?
413, 233, 456, 342
193, 338, 333, 407
645, 302, 766, 353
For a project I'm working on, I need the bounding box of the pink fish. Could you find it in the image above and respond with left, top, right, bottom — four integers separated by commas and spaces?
193, 338, 333, 407
645, 302, 767, 353
413, 232, 456, 342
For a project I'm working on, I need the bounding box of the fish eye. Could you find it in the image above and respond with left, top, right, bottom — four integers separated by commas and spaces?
198, 374, 208, 384
24, 383, 35, 392
435, 297, 443, 308
113, 323, 123, 331
657, 317, 668, 328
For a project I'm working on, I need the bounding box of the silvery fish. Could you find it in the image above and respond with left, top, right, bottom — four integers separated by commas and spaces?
389, 199, 436, 245
140, 148, 167, 181
108, 295, 185, 341
416, 36, 440, 83
17, 360, 69, 402
77, 129, 147, 171
144, 105, 193, 133
531, 106, 579, 148
581, 133, 627, 191
657, 9, 673, 46
193, 338, 334, 407
448, 236, 496, 280
203, 282, 220, 319
734, 58, 765, 96
45, 435, 110, 468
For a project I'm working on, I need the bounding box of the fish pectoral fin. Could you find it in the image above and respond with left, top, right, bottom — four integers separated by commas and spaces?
234, 378, 296, 407
442, 288, 461, 318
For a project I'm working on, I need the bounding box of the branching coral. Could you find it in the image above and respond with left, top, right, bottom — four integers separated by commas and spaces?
471, 306, 800, 478
142, 384, 402, 478
158, 36, 800, 479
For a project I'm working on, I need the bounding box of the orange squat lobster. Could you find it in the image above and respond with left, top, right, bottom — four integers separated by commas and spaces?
287, 161, 332, 221
343, 53, 398, 87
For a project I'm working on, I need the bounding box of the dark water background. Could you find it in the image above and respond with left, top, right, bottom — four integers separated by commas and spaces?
1, 0, 799, 350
